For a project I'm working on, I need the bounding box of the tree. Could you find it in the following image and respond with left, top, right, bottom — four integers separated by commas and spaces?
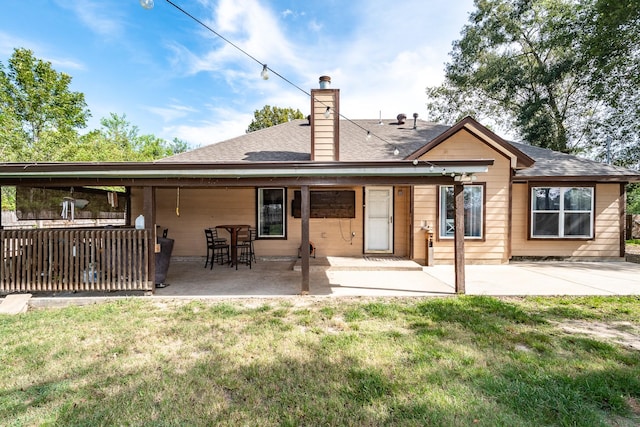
246, 105, 304, 133
579, 0, 640, 167
69, 113, 189, 162
426, 0, 640, 158
0, 49, 191, 210
0, 48, 90, 161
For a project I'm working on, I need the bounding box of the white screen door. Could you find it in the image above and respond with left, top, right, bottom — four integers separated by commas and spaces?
365, 187, 393, 253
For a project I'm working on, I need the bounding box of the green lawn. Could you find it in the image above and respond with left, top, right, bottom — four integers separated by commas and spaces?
1, 296, 639, 426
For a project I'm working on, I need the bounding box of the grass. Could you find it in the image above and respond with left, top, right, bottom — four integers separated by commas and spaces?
1, 296, 639, 426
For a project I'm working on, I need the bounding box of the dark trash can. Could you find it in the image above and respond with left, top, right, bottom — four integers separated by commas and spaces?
155, 237, 174, 286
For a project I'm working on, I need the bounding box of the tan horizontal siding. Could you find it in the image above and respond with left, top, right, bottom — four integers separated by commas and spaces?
511, 183, 622, 258
412, 129, 511, 264
149, 187, 367, 258
152, 188, 256, 257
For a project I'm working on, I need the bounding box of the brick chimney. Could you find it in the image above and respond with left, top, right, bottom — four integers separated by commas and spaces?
310, 75, 340, 161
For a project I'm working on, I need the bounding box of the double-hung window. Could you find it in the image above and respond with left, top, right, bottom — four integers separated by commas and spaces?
439, 185, 484, 239
257, 188, 286, 239
530, 186, 594, 238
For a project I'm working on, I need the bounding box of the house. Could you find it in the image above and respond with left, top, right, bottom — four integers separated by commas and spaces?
155, 76, 639, 265
1, 76, 638, 294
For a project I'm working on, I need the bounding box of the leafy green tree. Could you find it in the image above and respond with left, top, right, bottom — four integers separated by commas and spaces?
0, 48, 90, 161
627, 184, 640, 215
76, 113, 189, 162
579, 0, 640, 167
169, 137, 189, 155
426, 0, 639, 159
246, 105, 304, 133
0, 50, 190, 210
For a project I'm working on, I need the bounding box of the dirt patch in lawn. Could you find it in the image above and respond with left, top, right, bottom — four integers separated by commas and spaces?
554, 320, 640, 351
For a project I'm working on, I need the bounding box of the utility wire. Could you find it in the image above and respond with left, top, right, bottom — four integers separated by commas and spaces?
163, 0, 435, 161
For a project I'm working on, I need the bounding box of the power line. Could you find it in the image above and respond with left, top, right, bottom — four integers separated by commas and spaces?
151, 0, 433, 159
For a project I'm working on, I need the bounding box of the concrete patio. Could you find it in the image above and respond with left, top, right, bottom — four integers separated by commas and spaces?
5, 256, 640, 312
152, 256, 640, 298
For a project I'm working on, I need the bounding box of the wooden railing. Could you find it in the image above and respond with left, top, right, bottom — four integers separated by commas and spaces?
1, 229, 151, 293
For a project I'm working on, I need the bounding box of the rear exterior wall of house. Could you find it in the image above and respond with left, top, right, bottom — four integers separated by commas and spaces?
511, 182, 623, 259
131, 185, 411, 259
412, 129, 512, 265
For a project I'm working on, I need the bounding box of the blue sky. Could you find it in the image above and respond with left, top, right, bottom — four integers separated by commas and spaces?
0, 0, 475, 148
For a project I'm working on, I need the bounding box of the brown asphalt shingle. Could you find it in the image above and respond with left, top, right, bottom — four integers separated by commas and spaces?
160, 118, 640, 181
160, 118, 449, 162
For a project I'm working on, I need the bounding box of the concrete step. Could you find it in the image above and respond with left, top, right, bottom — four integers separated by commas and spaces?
293, 257, 423, 272
0, 294, 32, 315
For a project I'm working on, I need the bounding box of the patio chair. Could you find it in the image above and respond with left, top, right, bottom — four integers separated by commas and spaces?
210, 227, 227, 244
204, 228, 229, 269
235, 227, 255, 269
241, 227, 257, 263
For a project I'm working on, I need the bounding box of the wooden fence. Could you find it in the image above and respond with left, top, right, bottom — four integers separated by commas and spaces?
1, 229, 151, 293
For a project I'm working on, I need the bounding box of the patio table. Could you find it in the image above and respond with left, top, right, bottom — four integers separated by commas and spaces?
215, 224, 250, 268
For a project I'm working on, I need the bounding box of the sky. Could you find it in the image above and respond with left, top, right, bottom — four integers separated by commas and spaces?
0, 0, 475, 149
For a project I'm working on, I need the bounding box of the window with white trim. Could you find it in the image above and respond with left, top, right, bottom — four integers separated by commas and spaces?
439, 185, 483, 238
531, 187, 594, 238
257, 188, 286, 238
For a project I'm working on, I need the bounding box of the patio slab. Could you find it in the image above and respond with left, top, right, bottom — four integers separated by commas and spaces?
12, 258, 640, 309
424, 261, 640, 296
154, 257, 446, 298
152, 258, 640, 298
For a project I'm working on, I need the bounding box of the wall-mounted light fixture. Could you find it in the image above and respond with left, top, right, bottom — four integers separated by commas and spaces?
323, 107, 331, 119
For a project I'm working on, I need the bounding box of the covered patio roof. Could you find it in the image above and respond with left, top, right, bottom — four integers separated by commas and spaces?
0, 159, 493, 186
0, 159, 494, 295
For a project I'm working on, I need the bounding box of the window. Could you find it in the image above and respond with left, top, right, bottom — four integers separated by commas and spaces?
439, 185, 483, 239
531, 187, 594, 238
257, 188, 286, 238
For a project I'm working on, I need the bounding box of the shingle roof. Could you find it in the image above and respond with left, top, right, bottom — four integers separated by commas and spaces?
160, 117, 640, 181
159, 118, 449, 162
509, 141, 640, 180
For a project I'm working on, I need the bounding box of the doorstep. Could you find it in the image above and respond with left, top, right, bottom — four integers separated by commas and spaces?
293, 256, 423, 272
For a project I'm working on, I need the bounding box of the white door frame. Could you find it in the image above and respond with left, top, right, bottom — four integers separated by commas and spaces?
364, 186, 393, 253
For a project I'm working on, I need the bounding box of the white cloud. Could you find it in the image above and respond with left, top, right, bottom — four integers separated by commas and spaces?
55, 0, 125, 38
129, 0, 475, 143
162, 111, 254, 147
0, 31, 85, 72
0, 32, 31, 56
307, 20, 323, 32
145, 104, 199, 123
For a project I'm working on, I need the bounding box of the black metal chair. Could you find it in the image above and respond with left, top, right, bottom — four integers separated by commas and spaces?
235, 227, 255, 269
210, 227, 227, 244
245, 227, 257, 263
204, 228, 229, 268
